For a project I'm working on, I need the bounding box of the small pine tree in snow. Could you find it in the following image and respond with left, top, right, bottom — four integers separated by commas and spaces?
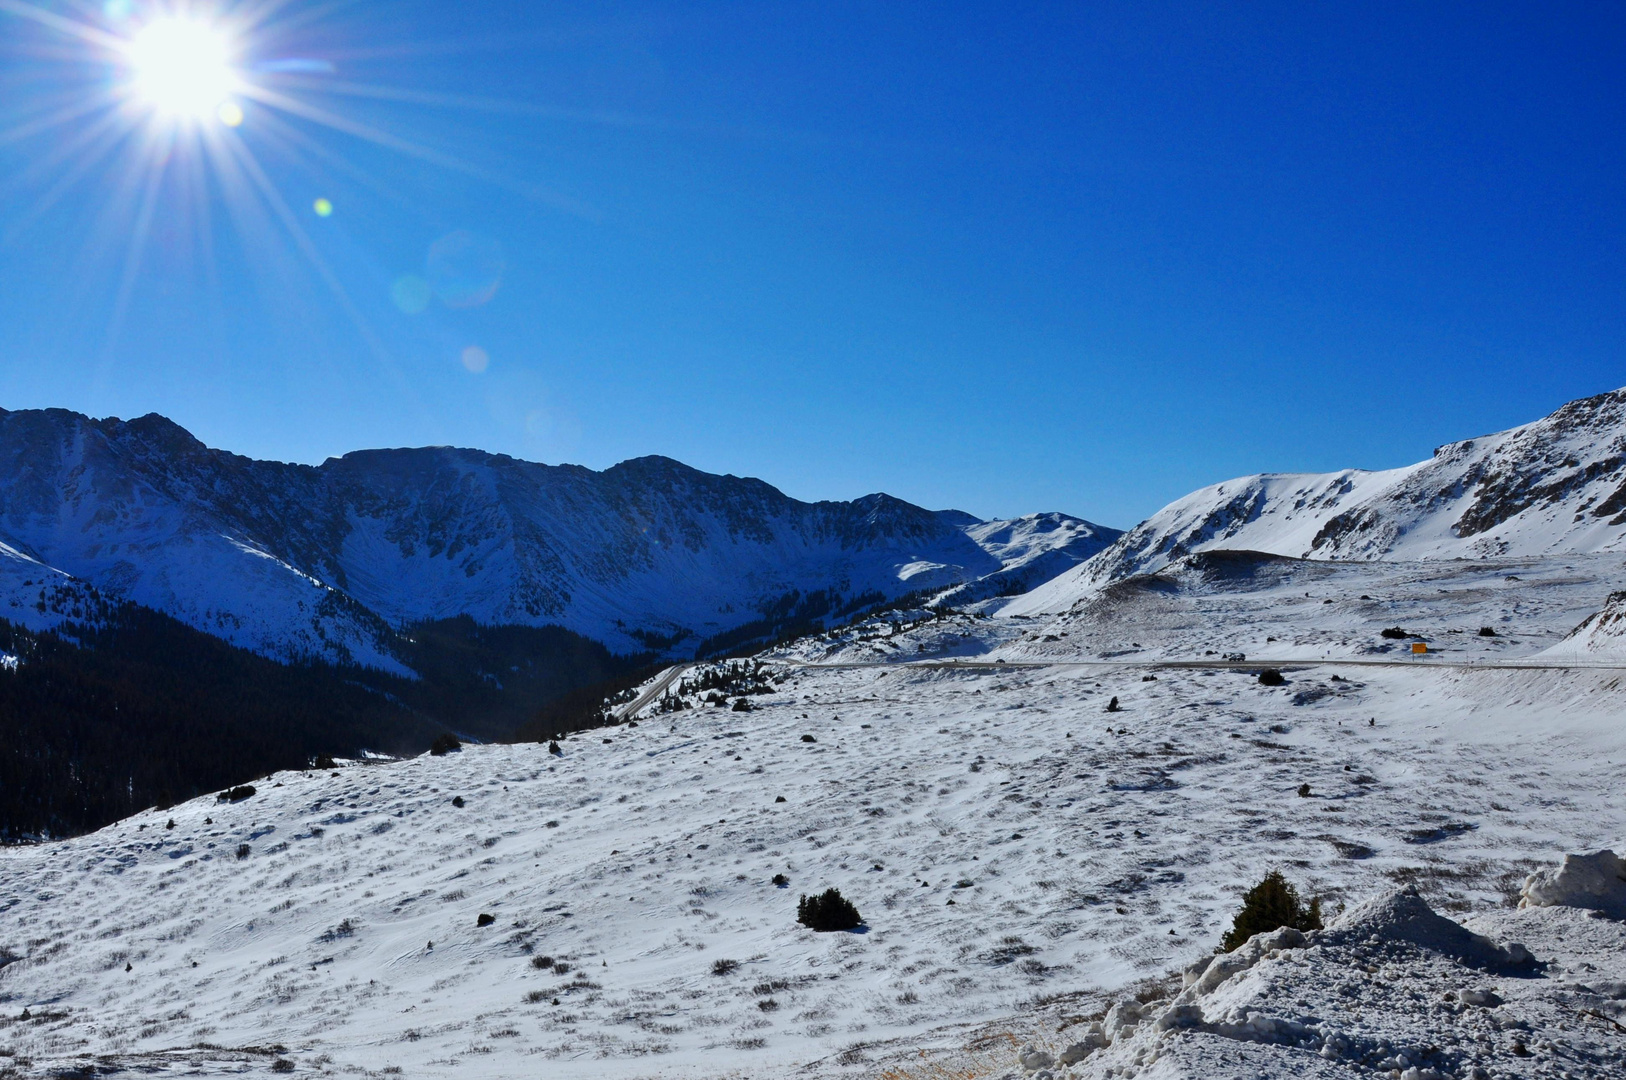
797, 888, 862, 932
1220, 870, 1322, 952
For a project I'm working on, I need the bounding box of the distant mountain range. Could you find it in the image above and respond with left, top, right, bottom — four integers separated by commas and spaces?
0, 408, 1120, 671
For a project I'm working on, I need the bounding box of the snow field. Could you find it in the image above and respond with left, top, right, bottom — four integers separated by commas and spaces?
994, 554, 1626, 665
2, 654, 1624, 1078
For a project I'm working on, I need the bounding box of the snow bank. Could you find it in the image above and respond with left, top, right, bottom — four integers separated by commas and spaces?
1519, 849, 1626, 918
1010, 885, 1626, 1080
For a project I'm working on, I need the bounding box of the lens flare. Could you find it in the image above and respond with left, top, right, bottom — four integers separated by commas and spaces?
127, 18, 238, 119
460, 345, 490, 373
391, 275, 432, 314
313, 197, 333, 217
216, 101, 244, 127
427, 230, 505, 308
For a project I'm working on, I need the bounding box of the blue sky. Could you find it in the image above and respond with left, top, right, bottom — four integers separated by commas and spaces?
0, 1, 1622, 527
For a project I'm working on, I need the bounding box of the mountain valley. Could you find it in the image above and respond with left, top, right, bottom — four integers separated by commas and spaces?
3, 390, 1626, 1079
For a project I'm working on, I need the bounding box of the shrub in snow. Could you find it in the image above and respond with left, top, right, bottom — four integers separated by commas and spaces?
217, 785, 256, 803
772, 873, 789, 887
1258, 669, 1286, 686
1220, 870, 1322, 952
311, 754, 337, 770
548, 740, 562, 756
317, 919, 356, 943
1380, 626, 1411, 639
731, 698, 752, 712
451, 795, 465, 808
1105, 696, 1120, 712
430, 733, 461, 756
477, 913, 496, 927
271, 1060, 294, 1073
531, 955, 554, 969
711, 958, 740, 975
235, 843, 251, 859
798, 888, 862, 932
1298, 783, 1312, 797
1478, 626, 1498, 637
801, 734, 817, 743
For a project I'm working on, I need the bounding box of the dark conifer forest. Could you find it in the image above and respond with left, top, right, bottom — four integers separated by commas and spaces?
0, 605, 649, 840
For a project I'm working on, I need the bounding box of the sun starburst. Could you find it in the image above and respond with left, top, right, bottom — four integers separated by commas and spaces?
0, 0, 588, 370
125, 16, 240, 120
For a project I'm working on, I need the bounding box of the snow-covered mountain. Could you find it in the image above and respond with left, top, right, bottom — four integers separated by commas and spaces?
933, 512, 1120, 605
1009, 386, 1626, 614
0, 408, 1112, 668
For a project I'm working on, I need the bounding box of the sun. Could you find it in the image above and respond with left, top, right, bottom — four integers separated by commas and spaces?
126, 17, 239, 120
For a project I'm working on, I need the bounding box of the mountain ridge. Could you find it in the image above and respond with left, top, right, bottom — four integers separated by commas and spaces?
0, 407, 1119, 669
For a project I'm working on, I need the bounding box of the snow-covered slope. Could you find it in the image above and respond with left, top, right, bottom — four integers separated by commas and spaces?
1, 655, 1622, 1078
0, 408, 1111, 666
0, 540, 108, 639
1011, 387, 1626, 615
1537, 590, 1626, 662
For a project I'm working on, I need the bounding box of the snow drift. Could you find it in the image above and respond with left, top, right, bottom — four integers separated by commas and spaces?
1019, 878, 1623, 1080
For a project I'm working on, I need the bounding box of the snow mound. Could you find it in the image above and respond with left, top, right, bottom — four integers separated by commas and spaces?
1520, 849, 1626, 918
1323, 885, 1536, 969
1021, 886, 1626, 1080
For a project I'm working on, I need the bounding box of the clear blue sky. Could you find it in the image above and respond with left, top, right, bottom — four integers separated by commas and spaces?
1, 1, 1622, 527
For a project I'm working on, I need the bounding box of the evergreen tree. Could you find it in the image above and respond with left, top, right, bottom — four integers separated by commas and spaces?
1220, 870, 1323, 951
